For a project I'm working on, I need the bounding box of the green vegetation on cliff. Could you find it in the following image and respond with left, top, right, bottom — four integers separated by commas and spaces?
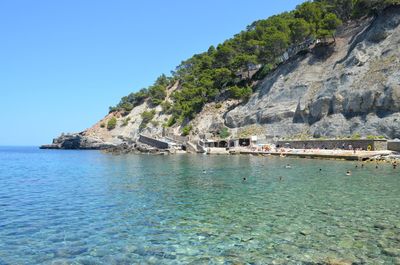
110, 0, 399, 125
107, 117, 117, 130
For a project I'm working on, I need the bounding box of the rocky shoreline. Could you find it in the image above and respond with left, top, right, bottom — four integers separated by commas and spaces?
39, 133, 115, 150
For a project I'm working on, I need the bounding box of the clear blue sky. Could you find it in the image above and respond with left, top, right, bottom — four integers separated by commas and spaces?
0, 0, 304, 146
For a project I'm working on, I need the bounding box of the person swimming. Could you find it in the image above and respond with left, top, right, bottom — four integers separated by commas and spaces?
202, 170, 207, 174
285, 164, 291, 169
319, 168, 322, 171
243, 177, 247, 181
278, 176, 283, 181
346, 170, 351, 176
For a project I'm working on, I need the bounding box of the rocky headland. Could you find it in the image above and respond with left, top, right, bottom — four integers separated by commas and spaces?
42, 6, 400, 151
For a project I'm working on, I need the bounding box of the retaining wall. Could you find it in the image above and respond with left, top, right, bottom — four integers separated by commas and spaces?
388, 141, 400, 152
275, 139, 388, 151
139, 135, 169, 149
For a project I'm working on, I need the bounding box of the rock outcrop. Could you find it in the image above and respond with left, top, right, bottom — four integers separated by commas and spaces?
40, 133, 115, 150
43, 7, 400, 149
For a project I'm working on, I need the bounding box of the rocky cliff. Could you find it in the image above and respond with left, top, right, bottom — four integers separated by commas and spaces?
225, 7, 400, 140
44, 7, 400, 149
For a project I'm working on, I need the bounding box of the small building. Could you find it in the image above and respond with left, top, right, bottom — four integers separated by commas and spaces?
228, 136, 257, 148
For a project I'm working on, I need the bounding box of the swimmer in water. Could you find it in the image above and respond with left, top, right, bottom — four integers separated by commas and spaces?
243, 177, 247, 181
319, 168, 322, 171
346, 170, 351, 176
361, 164, 364, 168
278, 176, 283, 181
202, 170, 207, 174
285, 164, 291, 169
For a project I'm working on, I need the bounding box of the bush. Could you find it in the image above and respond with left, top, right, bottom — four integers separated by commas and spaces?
161, 101, 173, 114
228, 85, 253, 101
164, 116, 176, 127
100, 123, 105, 128
182, 125, 192, 136
215, 103, 222, 109
108, 106, 118, 113
148, 85, 167, 106
351, 133, 361, 139
253, 64, 274, 80
219, 127, 230, 139
139, 110, 156, 131
107, 117, 117, 130
121, 117, 131, 127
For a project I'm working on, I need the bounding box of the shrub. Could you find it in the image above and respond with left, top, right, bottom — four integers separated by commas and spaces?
253, 64, 274, 80
161, 101, 173, 114
228, 85, 252, 101
351, 133, 361, 139
100, 123, 105, 128
182, 125, 192, 136
215, 103, 222, 109
121, 117, 131, 127
107, 117, 117, 130
219, 127, 230, 139
108, 106, 118, 113
139, 110, 156, 130
148, 85, 167, 106
164, 116, 176, 127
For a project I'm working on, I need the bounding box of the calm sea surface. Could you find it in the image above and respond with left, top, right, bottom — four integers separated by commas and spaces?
0, 146, 399, 264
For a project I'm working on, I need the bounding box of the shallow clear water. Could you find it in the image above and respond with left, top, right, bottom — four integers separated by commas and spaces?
0, 147, 399, 264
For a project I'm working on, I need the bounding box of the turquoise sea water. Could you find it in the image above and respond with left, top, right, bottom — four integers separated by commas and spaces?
0, 147, 399, 264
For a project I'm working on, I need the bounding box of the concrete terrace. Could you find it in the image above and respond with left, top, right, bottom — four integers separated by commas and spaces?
231, 148, 394, 161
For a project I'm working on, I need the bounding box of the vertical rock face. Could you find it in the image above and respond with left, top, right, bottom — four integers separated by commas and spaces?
225, 7, 400, 139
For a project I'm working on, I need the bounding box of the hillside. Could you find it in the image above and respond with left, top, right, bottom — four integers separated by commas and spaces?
42, 2, 400, 149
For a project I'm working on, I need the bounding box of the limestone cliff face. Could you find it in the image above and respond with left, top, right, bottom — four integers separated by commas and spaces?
225, 7, 400, 139
45, 7, 400, 148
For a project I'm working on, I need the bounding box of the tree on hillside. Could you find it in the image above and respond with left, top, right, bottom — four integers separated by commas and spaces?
213, 68, 232, 88
232, 54, 258, 80
295, 1, 323, 34
213, 44, 236, 68
260, 28, 290, 63
318, 0, 354, 20
318, 13, 342, 41
290, 18, 312, 43
148, 85, 166, 106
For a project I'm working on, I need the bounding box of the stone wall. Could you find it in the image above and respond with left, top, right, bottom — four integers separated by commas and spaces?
138, 135, 169, 149
388, 140, 400, 152
275, 139, 388, 151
